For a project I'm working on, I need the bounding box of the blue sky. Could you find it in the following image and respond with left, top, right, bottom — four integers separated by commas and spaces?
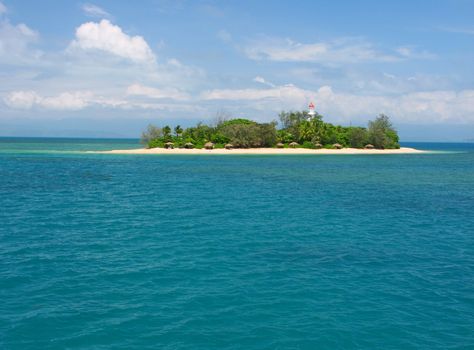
0, 0, 473, 140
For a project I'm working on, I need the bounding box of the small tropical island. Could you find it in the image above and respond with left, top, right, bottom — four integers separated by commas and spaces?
99, 109, 424, 154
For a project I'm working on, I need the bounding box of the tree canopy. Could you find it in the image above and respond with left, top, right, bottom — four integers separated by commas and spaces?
368, 114, 399, 149
142, 112, 400, 150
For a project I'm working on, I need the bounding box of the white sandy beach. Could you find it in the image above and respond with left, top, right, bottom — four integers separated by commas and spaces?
92, 147, 425, 155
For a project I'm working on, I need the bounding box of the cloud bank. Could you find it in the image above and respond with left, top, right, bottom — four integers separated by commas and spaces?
202, 84, 474, 124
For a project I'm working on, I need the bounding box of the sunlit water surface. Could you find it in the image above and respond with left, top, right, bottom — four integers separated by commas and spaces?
1, 139, 473, 349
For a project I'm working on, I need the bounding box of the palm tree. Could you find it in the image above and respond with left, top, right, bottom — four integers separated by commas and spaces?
174, 125, 183, 138
163, 125, 172, 140
299, 120, 313, 142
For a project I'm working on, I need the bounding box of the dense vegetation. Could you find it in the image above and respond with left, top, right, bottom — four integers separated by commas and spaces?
141, 112, 400, 149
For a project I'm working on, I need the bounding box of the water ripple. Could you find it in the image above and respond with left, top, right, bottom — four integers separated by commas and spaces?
1, 145, 474, 349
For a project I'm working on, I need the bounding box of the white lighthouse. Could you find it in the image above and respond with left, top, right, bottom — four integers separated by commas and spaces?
307, 102, 316, 120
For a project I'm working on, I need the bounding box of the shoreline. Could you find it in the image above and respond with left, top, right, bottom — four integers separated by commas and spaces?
91, 147, 426, 155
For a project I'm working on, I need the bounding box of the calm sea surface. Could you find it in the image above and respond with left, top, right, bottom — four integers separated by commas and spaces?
1, 138, 473, 349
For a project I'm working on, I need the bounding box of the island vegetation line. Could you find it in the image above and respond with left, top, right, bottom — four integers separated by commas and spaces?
141, 110, 400, 151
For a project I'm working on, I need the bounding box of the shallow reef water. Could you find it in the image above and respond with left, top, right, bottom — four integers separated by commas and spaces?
1, 139, 473, 349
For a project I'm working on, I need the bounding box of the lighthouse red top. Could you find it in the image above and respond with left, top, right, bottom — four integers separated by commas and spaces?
308, 102, 315, 109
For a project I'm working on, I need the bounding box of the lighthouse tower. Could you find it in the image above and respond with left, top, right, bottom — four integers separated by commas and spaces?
308, 102, 316, 120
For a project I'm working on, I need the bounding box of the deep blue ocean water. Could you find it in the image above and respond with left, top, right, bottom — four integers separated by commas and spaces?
1, 138, 473, 349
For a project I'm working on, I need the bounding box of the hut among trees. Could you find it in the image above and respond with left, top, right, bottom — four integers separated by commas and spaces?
164, 142, 174, 149
333, 143, 343, 149
204, 142, 214, 150
289, 142, 299, 148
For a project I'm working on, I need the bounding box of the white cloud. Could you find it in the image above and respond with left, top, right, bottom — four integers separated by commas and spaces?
244, 37, 400, 64
3, 90, 138, 111
82, 4, 110, 18
82, 3, 111, 18
68, 19, 155, 63
395, 46, 436, 59
199, 4, 225, 18
4, 91, 92, 110
396, 47, 411, 57
3, 89, 200, 112
253, 76, 265, 84
0, 18, 41, 63
383, 72, 396, 79
253, 76, 275, 87
127, 83, 190, 100
201, 85, 306, 102
0, 1, 7, 15
4, 90, 40, 109
244, 37, 435, 64
217, 29, 232, 43
41, 92, 91, 110
203, 87, 280, 101
439, 27, 474, 35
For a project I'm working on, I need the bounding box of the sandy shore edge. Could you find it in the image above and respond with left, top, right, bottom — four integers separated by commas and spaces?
90, 147, 426, 155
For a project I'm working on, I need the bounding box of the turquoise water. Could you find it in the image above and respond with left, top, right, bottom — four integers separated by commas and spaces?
1, 139, 473, 349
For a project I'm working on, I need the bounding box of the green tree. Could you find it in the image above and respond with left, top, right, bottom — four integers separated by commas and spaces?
162, 125, 172, 141
320, 123, 337, 145
219, 118, 255, 127
220, 123, 258, 147
258, 121, 278, 147
210, 132, 230, 144
334, 125, 349, 146
182, 122, 215, 146
174, 125, 183, 138
279, 111, 310, 141
348, 127, 368, 148
368, 114, 400, 149
276, 129, 293, 143
140, 124, 163, 147
298, 115, 325, 143
299, 120, 314, 142
218, 119, 277, 148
